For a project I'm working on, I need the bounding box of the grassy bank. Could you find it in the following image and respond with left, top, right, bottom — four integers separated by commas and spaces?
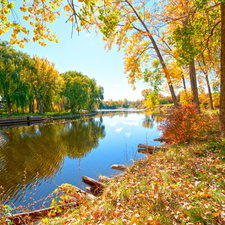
41, 134, 225, 224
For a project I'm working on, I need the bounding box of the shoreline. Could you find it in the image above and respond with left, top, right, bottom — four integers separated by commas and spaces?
0, 112, 99, 128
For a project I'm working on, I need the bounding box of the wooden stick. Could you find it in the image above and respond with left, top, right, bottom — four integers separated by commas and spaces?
153, 138, 169, 143
98, 176, 111, 183
138, 144, 159, 150
111, 164, 127, 171
137, 148, 155, 154
86, 187, 92, 194
82, 176, 105, 189
59, 184, 95, 201
7, 202, 79, 225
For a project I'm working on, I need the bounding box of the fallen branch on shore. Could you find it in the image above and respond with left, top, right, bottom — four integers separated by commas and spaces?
7, 184, 95, 225
98, 176, 111, 183
7, 202, 79, 225
111, 164, 127, 171
138, 144, 159, 150
138, 148, 155, 154
59, 184, 95, 201
153, 137, 169, 143
82, 176, 105, 196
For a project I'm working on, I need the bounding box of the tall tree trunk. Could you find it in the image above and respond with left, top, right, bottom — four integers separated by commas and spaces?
220, 2, 225, 137
189, 59, 200, 112
37, 99, 41, 113
72, 103, 76, 113
7, 102, 12, 116
29, 102, 32, 113
40, 102, 44, 115
205, 74, 214, 110
182, 75, 186, 90
124, 0, 179, 108
51, 103, 55, 112
147, 35, 179, 108
40, 89, 46, 115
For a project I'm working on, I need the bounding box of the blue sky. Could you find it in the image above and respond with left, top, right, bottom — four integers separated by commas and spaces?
1, 0, 150, 101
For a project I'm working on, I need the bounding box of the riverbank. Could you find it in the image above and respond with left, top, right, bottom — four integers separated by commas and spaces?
0, 111, 98, 128
39, 133, 225, 224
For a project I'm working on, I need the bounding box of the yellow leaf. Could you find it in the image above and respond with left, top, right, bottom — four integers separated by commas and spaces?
131, 216, 138, 224
213, 212, 219, 217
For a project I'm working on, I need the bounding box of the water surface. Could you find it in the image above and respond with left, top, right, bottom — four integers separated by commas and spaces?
0, 112, 164, 209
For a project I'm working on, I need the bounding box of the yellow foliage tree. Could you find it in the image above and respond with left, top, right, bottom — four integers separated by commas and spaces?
0, 0, 63, 47
25, 55, 62, 114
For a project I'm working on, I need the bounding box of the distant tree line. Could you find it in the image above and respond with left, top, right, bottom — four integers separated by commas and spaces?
0, 41, 104, 116
101, 99, 143, 109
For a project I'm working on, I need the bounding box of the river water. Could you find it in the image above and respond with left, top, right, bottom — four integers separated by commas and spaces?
0, 111, 164, 210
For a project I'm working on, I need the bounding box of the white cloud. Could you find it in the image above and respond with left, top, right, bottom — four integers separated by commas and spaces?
122, 90, 132, 94
107, 90, 115, 93
125, 133, 131, 137
84, 33, 92, 37
109, 122, 117, 126
126, 118, 141, 122
114, 84, 121, 87
123, 121, 139, 126
115, 127, 122, 133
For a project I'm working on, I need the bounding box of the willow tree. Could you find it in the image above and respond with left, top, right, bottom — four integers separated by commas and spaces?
61, 71, 104, 112
25, 56, 62, 114
61, 71, 89, 113
0, 41, 25, 115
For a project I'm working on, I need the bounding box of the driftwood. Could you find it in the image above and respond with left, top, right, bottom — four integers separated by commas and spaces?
98, 176, 111, 183
138, 148, 155, 154
153, 138, 169, 143
7, 202, 79, 225
8, 184, 97, 225
82, 176, 105, 196
138, 144, 159, 150
59, 184, 95, 201
86, 187, 92, 195
82, 176, 105, 189
111, 164, 127, 171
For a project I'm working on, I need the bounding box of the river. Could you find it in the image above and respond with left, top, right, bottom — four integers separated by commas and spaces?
0, 111, 164, 211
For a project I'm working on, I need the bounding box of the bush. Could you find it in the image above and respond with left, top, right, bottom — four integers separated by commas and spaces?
158, 104, 219, 144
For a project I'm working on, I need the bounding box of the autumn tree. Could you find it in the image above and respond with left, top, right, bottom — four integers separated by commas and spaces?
72, 0, 179, 108
179, 0, 224, 136
26, 56, 62, 115
0, 41, 26, 115
221, 1, 225, 137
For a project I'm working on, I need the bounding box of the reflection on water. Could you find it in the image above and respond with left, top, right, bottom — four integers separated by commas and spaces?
0, 118, 105, 204
0, 112, 164, 208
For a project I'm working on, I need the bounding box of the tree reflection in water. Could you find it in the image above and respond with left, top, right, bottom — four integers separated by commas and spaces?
0, 118, 105, 203
142, 113, 165, 128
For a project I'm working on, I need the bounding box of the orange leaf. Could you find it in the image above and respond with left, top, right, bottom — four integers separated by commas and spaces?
213, 212, 219, 217
131, 216, 138, 224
